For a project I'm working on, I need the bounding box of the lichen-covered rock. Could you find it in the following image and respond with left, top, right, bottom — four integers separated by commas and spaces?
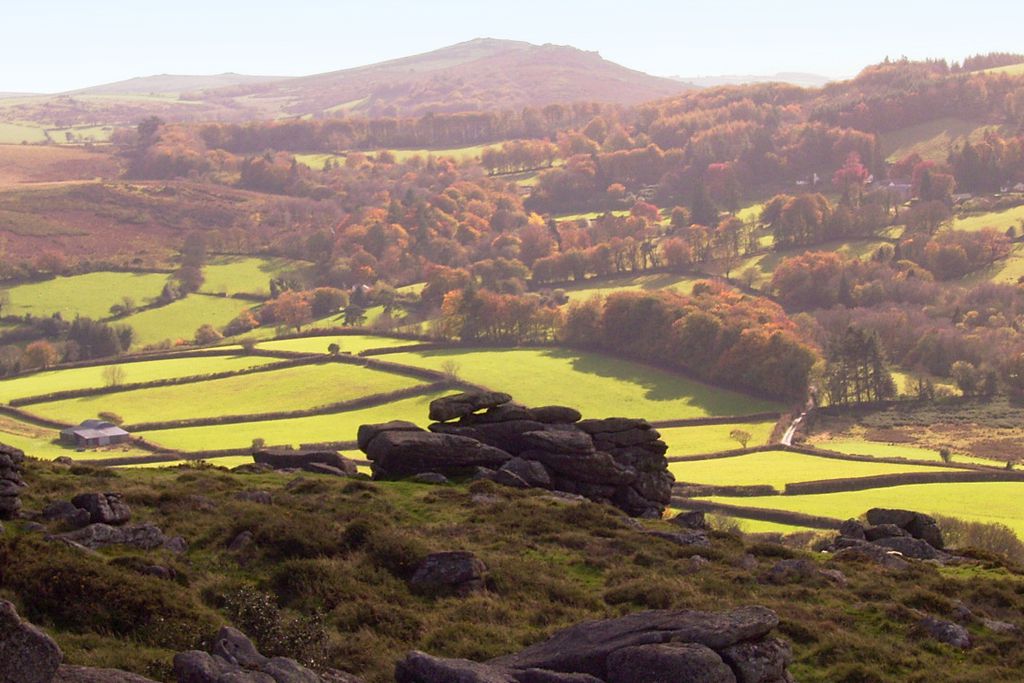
50, 522, 179, 551
254, 448, 357, 475
71, 492, 132, 525
42, 500, 93, 528
527, 406, 582, 424
54, 665, 160, 682
0, 600, 62, 683
174, 626, 322, 682
0, 444, 27, 520
367, 431, 512, 478
494, 457, 553, 489
866, 508, 944, 549
396, 651, 517, 683
410, 551, 488, 596
357, 420, 424, 451
718, 637, 792, 683
606, 642, 737, 683
919, 616, 971, 649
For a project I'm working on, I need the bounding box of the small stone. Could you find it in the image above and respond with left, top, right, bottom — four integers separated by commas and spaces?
671, 510, 707, 530
412, 472, 450, 485
229, 530, 255, 552
410, 551, 488, 596
235, 491, 273, 505
919, 616, 971, 649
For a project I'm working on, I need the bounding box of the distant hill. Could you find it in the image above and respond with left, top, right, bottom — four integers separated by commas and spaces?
68, 72, 289, 96
674, 72, 833, 89
206, 38, 692, 117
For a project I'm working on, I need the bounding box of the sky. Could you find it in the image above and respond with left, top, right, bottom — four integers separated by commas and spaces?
3, 0, 1023, 93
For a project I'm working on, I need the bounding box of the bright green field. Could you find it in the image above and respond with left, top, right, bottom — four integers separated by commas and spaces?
0, 354, 274, 403
554, 209, 630, 223
384, 347, 782, 420
0, 414, 151, 461
660, 421, 776, 456
140, 390, 448, 451
200, 256, 307, 297
952, 205, 1024, 233
983, 63, 1024, 76
562, 273, 706, 302
384, 145, 487, 163
256, 335, 416, 355
27, 362, 424, 425
0, 123, 47, 144
707, 482, 1024, 538
121, 295, 254, 348
669, 450, 967, 490
4, 272, 170, 319
810, 438, 995, 466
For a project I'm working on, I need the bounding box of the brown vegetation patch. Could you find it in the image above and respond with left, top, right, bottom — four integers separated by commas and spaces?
0, 145, 120, 187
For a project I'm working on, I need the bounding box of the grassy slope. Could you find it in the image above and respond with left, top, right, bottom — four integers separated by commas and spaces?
733, 239, 888, 289
121, 295, 254, 347
708, 481, 1024, 537
560, 272, 705, 302
383, 347, 783, 420
952, 205, 1024, 233
0, 123, 48, 144
256, 335, 417, 355
880, 117, 1009, 163
660, 421, 776, 456
959, 244, 1024, 286
4, 272, 170, 319
3, 462, 1022, 683
199, 256, 309, 297
140, 390, 448, 451
670, 450, 969, 489
0, 354, 274, 403
27, 362, 423, 425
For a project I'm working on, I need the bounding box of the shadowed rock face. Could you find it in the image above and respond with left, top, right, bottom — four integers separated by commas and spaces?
394, 607, 790, 683
361, 393, 674, 517
254, 449, 358, 476
0, 600, 63, 683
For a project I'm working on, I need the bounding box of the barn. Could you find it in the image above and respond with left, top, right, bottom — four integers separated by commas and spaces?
59, 419, 131, 448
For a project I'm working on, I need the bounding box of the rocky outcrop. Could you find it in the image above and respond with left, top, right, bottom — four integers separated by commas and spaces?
394, 607, 792, 683
831, 509, 952, 566
71, 493, 132, 525
174, 626, 361, 682
0, 600, 63, 683
0, 444, 27, 520
360, 393, 674, 517
253, 448, 358, 477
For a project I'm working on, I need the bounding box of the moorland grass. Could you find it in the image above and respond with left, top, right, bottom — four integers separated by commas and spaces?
0, 354, 275, 403
139, 390, 449, 451
27, 362, 424, 426
383, 347, 783, 420
4, 271, 170, 319
120, 295, 254, 347
659, 421, 776, 456
706, 481, 1024, 537
669, 449, 969, 490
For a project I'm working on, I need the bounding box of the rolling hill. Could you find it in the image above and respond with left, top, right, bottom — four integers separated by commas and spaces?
68, 72, 289, 96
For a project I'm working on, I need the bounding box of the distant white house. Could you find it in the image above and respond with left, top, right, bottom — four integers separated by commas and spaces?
60, 419, 130, 448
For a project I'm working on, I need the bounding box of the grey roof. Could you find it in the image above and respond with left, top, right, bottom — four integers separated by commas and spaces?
61, 421, 129, 439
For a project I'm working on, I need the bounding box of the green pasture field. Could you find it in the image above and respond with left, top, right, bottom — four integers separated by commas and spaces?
0, 354, 275, 403
959, 244, 1024, 286
735, 202, 765, 224
952, 205, 1024, 233
880, 117, 1009, 163
0, 123, 47, 144
199, 256, 308, 297
46, 125, 113, 144
706, 481, 1024, 538
293, 153, 346, 170
810, 437, 995, 466
139, 390, 449, 451
553, 209, 630, 223
255, 335, 418, 355
561, 272, 706, 303
889, 370, 959, 398
26, 362, 424, 426
670, 449, 966, 490
4, 271, 170, 320
660, 421, 776, 456
983, 63, 1024, 76
383, 347, 782, 420
0, 414, 151, 461
383, 145, 488, 163
121, 295, 254, 348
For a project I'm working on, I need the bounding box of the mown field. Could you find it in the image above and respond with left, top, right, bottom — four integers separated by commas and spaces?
560, 272, 706, 302
0, 354, 274, 402
705, 481, 1024, 538
669, 449, 970, 490
139, 390, 448, 451
25, 361, 424, 425
199, 256, 309, 297
120, 295, 254, 348
4, 271, 170, 319
659, 420, 776, 456
383, 347, 783, 420
255, 334, 418, 355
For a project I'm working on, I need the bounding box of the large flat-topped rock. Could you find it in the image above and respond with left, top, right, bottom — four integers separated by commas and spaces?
429, 392, 513, 422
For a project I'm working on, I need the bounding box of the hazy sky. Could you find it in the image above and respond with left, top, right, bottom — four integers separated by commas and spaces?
3, 0, 1023, 92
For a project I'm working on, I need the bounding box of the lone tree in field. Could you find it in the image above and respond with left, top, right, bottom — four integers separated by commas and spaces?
327, 342, 341, 356
102, 365, 126, 387
729, 429, 752, 449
